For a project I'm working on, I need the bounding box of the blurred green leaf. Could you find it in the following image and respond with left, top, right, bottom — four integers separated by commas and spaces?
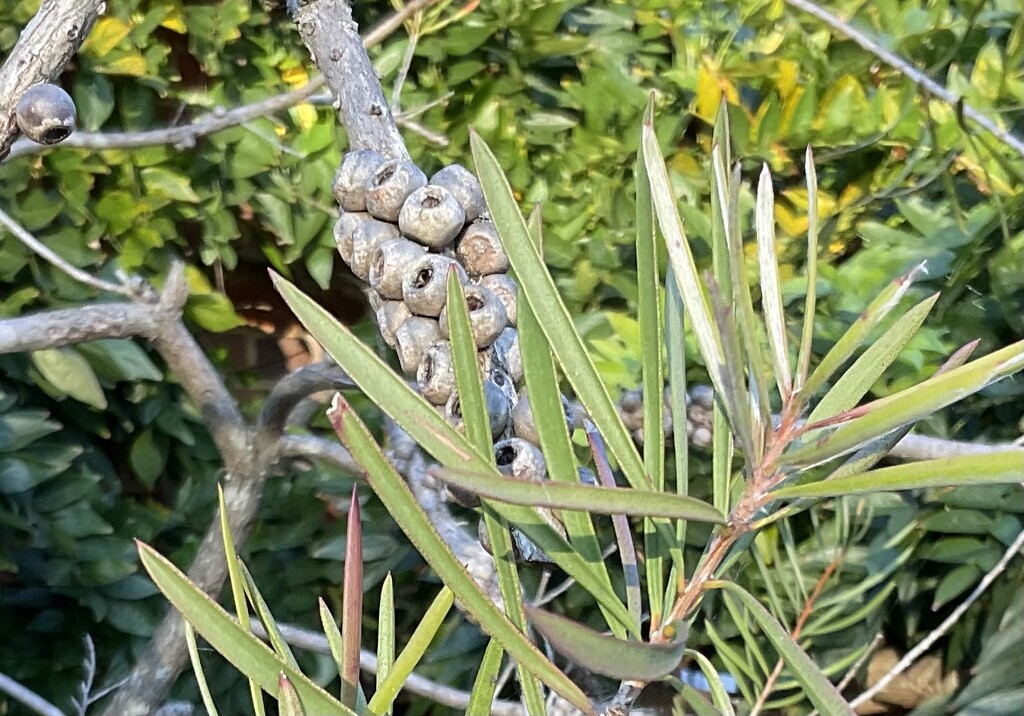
31, 348, 107, 410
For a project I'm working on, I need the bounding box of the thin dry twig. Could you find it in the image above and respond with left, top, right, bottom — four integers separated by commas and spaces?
784, 0, 1024, 159
0, 672, 64, 716
849, 527, 1024, 709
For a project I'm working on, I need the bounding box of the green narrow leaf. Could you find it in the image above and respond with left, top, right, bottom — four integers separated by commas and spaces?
275, 273, 631, 636
669, 681, 722, 716
433, 465, 725, 523
368, 587, 455, 714
218, 486, 266, 716
710, 581, 855, 716
756, 164, 792, 398
238, 561, 298, 669
707, 278, 756, 462
277, 673, 306, 716
771, 450, 1024, 499
641, 120, 727, 417
712, 405, 734, 515
683, 649, 737, 716
518, 207, 620, 637
185, 622, 221, 716
327, 397, 595, 714
636, 95, 667, 628
446, 272, 547, 716
377, 574, 395, 710
524, 604, 687, 681
665, 263, 689, 585
318, 599, 346, 693
342, 488, 363, 710
470, 130, 649, 495
784, 340, 1024, 467
795, 146, 819, 394
802, 265, 924, 399
807, 293, 939, 423
137, 542, 356, 715
466, 639, 505, 716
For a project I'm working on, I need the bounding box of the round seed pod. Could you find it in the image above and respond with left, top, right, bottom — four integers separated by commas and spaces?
334, 212, 371, 266
398, 185, 466, 249
494, 438, 546, 482
443, 378, 511, 440
692, 426, 712, 448
489, 327, 522, 383
375, 300, 412, 349
431, 164, 486, 221
333, 149, 386, 211
394, 316, 441, 374
416, 340, 456, 406
456, 220, 508, 276
479, 273, 517, 326
690, 384, 714, 409
15, 84, 76, 145
438, 284, 508, 349
577, 466, 599, 487
365, 159, 428, 221
512, 388, 574, 446
369, 238, 425, 300
350, 219, 401, 281
402, 254, 467, 317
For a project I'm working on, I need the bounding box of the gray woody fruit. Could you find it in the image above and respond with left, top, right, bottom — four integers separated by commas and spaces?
512, 388, 573, 446
375, 300, 412, 349
438, 284, 508, 349
398, 185, 466, 249
479, 273, 518, 326
456, 220, 508, 276
402, 254, 468, 317
494, 438, 546, 482
350, 219, 401, 281
15, 84, 76, 145
333, 149, 386, 211
334, 211, 371, 265
365, 160, 428, 221
416, 341, 456, 406
369, 238, 425, 299
444, 378, 511, 440
394, 316, 441, 374
489, 327, 522, 383
430, 164, 487, 221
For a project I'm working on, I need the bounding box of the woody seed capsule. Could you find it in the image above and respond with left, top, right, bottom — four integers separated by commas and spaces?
15, 84, 76, 145
394, 316, 441, 374
370, 238, 426, 300
479, 273, 517, 326
494, 438, 546, 482
416, 340, 456, 406
375, 300, 412, 349
398, 185, 466, 249
430, 164, 487, 221
334, 211, 371, 265
333, 149, 387, 211
350, 219, 401, 281
438, 284, 508, 349
365, 159, 428, 221
402, 255, 467, 317
456, 220, 508, 276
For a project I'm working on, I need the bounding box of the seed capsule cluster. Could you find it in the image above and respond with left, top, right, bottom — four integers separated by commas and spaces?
333, 150, 543, 453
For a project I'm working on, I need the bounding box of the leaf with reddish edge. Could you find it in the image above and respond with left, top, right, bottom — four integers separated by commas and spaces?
342, 487, 363, 710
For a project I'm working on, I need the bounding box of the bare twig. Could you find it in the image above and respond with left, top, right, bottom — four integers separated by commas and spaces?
0, 0, 105, 159
849, 527, 1024, 709
0, 205, 134, 297
2, 0, 437, 163
785, 0, 1024, 159
806, 633, 884, 716
250, 620, 525, 716
0, 672, 64, 716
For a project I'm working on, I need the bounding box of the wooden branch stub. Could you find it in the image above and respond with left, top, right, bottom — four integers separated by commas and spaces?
292, 0, 410, 161
0, 0, 105, 159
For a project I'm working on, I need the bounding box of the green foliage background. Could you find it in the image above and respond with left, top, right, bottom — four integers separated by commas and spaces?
0, 0, 1022, 713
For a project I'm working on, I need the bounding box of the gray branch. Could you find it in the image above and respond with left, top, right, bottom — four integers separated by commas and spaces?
0, 0, 105, 159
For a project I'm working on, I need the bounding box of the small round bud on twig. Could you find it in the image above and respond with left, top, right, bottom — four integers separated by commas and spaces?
456, 220, 508, 276
438, 284, 508, 349
333, 149, 387, 211
369, 238, 426, 300
430, 164, 487, 221
15, 84, 76, 145
399, 185, 466, 249
365, 159, 428, 221
402, 255, 467, 317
